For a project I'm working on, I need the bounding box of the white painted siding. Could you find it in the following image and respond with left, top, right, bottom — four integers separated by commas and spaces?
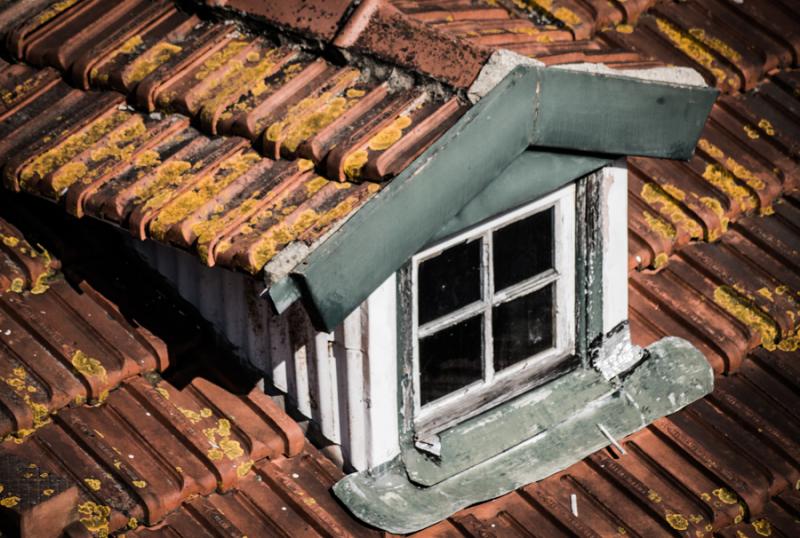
131, 240, 399, 472
601, 161, 629, 334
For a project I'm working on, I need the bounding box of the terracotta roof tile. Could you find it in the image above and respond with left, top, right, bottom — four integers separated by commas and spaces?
334, 0, 491, 89
0, 223, 168, 443
630, 192, 800, 374
0, 1, 468, 275
205, 0, 355, 41
0, 374, 306, 536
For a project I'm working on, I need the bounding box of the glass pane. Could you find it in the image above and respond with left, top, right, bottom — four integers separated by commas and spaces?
493, 207, 553, 291
493, 284, 553, 371
419, 315, 483, 406
418, 239, 481, 325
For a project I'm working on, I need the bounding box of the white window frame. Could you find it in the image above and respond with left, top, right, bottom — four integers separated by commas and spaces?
411, 185, 576, 430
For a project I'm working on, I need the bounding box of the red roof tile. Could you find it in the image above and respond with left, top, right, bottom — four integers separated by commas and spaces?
0, 0, 468, 276
0, 218, 168, 442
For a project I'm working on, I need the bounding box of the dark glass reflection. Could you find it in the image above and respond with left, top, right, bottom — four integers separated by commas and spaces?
418, 239, 481, 325
419, 315, 483, 406
493, 285, 553, 371
493, 207, 553, 291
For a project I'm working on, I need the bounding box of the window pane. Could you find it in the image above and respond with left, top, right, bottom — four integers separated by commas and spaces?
493, 285, 553, 371
418, 239, 481, 325
493, 207, 553, 291
419, 315, 483, 406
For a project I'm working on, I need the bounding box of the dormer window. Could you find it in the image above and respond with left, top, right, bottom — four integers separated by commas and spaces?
411, 186, 576, 430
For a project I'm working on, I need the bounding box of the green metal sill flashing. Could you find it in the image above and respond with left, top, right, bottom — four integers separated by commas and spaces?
333, 337, 713, 534
269, 65, 716, 332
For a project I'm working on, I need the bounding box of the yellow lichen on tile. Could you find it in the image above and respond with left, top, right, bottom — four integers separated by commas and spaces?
0, 495, 20, 507
368, 116, 412, 151
751, 519, 772, 536
19, 111, 129, 188
553, 7, 581, 26
195, 41, 249, 81
83, 478, 102, 491
643, 211, 676, 240
641, 183, 703, 239
50, 162, 88, 194
135, 160, 193, 210
305, 176, 328, 196
123, 42, 183, 86
699, 196, 729, 236
132, 480, 147, 488
193, 197, 262, 262
2, 366, 52, 438
687, 28, 741, 63
135, 150, 161, 168
699, 138, 766, 192
71, 350, 107, 380
758, 119, 775, 136
665, 512, 689, 531
343, 149, 369, 180
178, 406, 205, 424
714, 287, 778, 350
615, 24, 634, 34
78, 501, 111, 538
43, 488, 54, 496
196, 49, 281, 122
236, 460, 254, 478
701, 164, 758, 212
647, 489, 662, 503
35, 0, 79, 25
744, 125, 760, 139
149, 152, 261, 240
89, 116, 148, 164
655, 18, 727, 83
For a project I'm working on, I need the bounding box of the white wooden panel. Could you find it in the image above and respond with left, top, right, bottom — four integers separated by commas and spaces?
366, 273, 400, 468
601, 161, 629, 333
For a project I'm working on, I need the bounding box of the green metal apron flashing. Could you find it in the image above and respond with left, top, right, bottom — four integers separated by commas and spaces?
333, 337, 714, 534
287, 65, 716, 332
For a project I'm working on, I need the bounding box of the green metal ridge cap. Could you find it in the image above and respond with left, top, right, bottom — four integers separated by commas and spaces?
532, 66, 717, 159
332, 337, 714, 534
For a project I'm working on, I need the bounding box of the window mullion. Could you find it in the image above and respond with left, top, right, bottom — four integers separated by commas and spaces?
483, 231, 494, 383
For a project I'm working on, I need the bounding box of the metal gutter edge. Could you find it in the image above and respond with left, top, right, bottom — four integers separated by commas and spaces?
332, 337, 713, 534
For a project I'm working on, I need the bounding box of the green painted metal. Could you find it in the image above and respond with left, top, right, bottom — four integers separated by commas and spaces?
402, 364, 608, 487
333, 336, 713, 534
290, 64, 715, 332
533, 69, 717, 159
428, 151, 610, 244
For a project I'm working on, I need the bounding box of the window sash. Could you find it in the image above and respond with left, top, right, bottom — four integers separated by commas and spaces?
411, 185, 576, 428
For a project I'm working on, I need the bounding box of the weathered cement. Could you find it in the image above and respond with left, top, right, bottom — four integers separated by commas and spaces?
333, 337, 713, 533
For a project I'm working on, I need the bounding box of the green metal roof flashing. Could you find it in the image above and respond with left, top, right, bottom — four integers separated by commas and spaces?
271, 65, 716, 332
334, 337, 714, 534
